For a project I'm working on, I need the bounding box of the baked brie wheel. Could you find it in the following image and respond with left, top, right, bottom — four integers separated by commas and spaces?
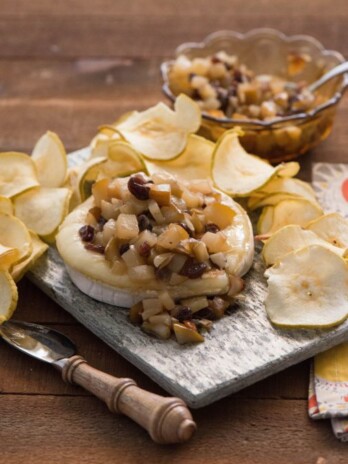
56, 172, 254, 343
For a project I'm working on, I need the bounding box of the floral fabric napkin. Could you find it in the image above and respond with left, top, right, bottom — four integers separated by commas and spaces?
309, 163, 348, 441
308, 343, 348, 441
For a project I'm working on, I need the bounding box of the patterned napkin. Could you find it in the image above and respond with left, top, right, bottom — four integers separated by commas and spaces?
309, 163, 348, 441
308, 344, 348, 441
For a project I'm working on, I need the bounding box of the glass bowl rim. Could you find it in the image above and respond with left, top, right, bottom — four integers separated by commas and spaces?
161, 28, 348, 129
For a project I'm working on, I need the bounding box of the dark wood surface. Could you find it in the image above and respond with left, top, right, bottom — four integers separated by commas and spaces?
0, 1, 347, 462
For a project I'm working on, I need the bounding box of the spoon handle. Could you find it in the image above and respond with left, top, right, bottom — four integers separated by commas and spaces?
308, 61, 348, 93
59, 355, 196, 444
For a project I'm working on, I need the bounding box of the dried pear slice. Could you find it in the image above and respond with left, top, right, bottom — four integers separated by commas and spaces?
173, 93, 201, 133
249, 192, 310, 210
0, 152, 39, 198
256, 177, 316, 199
78, 142, 147, 200
265, 245, 348, 328
257, 206, 274, 235
306, 213, 348, 248
260, 199, 323, 234
0, 270, 18, 323
14, 187, 71, 237
211, 130, 277, 196
116, 95, 201, 161
31, 131, 67, 187
145, 134, 214, 181
276, 162, 300, 178
0, 213, 32, 263
262, 224, 345, 266
77, 156, 107, 201
0, 245, 20, 270
11, 231, 48, 282
0, 196, 13, 215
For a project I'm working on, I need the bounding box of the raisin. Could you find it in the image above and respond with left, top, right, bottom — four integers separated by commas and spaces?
97, 216, 107, 230
79, 225, 95, 242
211, 55, 222, 64
225, 302, 241, 315
84, 243, 105, 254
216, 88, 229, 113
171, 305, 193, 321
119, 243, 130, 255
137, 214, 153, 231
233, 69, 243, 83
205, 223, 220, 233
155, 266, 171, 281
128, 175, 150, 200
88, 206, 102, 221
194, 307, 215, 320
179, 258, 208, 279
138, 241, 151, 257
188, 72, 196, 81
178, 222, 192, 236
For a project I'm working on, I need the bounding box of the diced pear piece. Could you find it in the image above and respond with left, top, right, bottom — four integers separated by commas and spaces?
115, 213, 139, 240
203, 202, 235, 229
149, 184, 171, 206
173, 323, 204, 344
157, 224, 189, 250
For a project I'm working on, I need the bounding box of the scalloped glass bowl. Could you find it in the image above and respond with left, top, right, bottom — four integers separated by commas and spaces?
161, 29, 347, 162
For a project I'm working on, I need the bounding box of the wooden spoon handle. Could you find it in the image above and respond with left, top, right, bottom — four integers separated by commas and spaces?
60, 355, 196, 444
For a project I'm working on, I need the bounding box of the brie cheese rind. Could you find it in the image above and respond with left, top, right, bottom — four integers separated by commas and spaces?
56, 193, 254, 308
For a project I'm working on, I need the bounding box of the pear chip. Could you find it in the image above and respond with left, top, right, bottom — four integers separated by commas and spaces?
265, 245, 348, 328
0, 270, 18, 324
14, 187, 71, 237
32, 131, 68, 187
0, 152, 39, 198
262, 224, 345, 266
0, 213, 32, 264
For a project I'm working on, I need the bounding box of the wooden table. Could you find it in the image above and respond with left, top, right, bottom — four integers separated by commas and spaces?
1, 1, 348, 462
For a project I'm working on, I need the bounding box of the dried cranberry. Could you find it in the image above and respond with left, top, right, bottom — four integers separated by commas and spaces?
84, 243, 105, 254
155, 266, 171, 281
79, 225, 95, 242
191, 89, 201, 100
119, 243, 130, 255
128, 175, 150, 200
211, 55, 222, 64
97, 216, 107, 230
171, 305, 193, 322
194, 307, 215, 320
205, 223, 220, 233
225, 302, 241, 315
178, 222, 192, 236
137, 214, 153, 231
179, 258, 207, 279
138, 241, 151, 257
216, 89, 229, 112
88, 206, 101, 221
233, 69, 243, 83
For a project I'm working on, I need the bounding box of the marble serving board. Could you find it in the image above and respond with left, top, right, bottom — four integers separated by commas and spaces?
28, 149, 348, 408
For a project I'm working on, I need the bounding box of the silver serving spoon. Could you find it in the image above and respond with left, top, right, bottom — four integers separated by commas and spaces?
0, 320, 196, 444
307, 61, 348, 93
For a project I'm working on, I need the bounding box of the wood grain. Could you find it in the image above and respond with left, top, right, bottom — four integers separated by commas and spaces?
0, 14, 346, 59
0, 396, 346, 464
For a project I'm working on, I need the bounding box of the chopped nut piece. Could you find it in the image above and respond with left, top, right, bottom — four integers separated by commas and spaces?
181, 296, 209, 313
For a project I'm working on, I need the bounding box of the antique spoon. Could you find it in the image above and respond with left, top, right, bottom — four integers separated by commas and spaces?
307, 61, 348, 93
0, 320, 196, 444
